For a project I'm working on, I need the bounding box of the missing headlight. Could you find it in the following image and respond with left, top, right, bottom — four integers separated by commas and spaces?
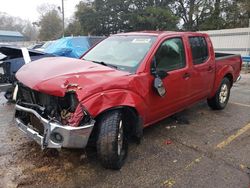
68, 92, 78, 112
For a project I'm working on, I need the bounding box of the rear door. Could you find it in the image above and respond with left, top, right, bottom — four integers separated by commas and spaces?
187, 36, 215, 101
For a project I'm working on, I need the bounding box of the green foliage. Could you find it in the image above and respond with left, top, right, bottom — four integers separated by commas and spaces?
67, 0, 178, 36
131, 7, 178, 31
174, 0, 250, 31
65, 20, 83, 36
223, 0, 250, 29
74, 1, 97, 35
172, 0, 215, 31
38, 9, 62, 41
64, 0, 250, 36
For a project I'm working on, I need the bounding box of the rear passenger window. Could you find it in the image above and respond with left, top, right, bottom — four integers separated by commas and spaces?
189, 37, 208, 65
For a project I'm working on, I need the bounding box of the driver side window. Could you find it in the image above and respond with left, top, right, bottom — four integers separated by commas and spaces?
154, 38, 186, 72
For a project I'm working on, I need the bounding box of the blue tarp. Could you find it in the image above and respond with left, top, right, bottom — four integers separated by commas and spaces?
44, 36, 91, 58
0, 36, 105, 85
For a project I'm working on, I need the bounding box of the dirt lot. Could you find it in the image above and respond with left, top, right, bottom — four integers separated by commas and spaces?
0, 74, 250, 188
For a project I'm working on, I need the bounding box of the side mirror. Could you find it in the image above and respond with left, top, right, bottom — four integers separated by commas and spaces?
156, 70, 168, 79
154, 77, 166, 97
151, 58, 169, 79
151, 69, 169, 79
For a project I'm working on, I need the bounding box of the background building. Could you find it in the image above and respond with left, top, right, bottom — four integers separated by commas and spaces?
201, 28, 250, 57
0, 30, 24, 42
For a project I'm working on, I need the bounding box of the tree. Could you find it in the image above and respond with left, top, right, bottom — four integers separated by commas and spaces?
130, 6, 178, 31
71, 0, 178, 36
38, 7, 62, 40
196, 0, 224, 30
170, 0, 214, 31
68, 0, 250, 35
65, 19, 83, 36
0, 12, 38, 41
37, 3, 58, 16
223, 0, 250, 28
172, 0, 250, 31
22, 21, 38, 41
74, 1, 98, 35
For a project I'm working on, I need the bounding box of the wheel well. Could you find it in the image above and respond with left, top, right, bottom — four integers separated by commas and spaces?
89, 106, 142, 145
224, 73, 233, 87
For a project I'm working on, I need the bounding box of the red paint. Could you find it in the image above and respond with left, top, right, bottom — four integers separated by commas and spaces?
16, 31, 242, 127
68, 104, 85, 127
164, 140, 172, 145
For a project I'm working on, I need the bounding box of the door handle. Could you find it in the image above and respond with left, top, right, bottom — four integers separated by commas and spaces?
183, 72, 191, 79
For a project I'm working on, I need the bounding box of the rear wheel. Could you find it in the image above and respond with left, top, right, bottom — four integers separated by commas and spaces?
207, 77, 231, 110
96, 110, 128, 170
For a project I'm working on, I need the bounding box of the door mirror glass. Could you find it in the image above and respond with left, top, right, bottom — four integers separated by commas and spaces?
154, 77, 166, 97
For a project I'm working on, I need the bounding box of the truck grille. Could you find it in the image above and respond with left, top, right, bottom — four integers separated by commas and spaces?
16, 83, 58, 135
17, 83, 57, 107
16, 83, 78, 130
30, 114, 44, 135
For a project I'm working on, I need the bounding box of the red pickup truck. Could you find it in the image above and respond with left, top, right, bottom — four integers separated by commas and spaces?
14, 31, 242, 169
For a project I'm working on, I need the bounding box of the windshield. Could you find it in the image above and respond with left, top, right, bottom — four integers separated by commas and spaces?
82, 35, 157, 73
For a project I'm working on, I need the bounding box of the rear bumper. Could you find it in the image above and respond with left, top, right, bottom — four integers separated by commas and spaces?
0, 83, 12, 92
15, 104, 95, 149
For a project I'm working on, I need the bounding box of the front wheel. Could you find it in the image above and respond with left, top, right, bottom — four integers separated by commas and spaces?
96, 110, 128, 170
207, 77, 231, 110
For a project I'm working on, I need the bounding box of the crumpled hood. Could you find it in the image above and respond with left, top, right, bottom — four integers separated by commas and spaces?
16, 57, 130, 97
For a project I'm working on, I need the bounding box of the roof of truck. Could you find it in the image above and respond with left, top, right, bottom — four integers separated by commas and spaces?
115, 31, 207, 37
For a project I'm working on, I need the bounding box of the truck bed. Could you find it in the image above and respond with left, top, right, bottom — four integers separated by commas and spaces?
215, 52, 242, 83
215, 52, 240, 60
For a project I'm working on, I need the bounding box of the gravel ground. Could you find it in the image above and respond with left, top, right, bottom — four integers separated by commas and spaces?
0, 74, 250, 188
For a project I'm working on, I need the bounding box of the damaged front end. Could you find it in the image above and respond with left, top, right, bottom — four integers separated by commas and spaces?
15, 83, 95, 149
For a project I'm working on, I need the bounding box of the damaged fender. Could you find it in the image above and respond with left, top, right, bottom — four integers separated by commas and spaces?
81, 89, 148, 123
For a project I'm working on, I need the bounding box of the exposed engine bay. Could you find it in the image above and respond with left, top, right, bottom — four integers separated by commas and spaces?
15, 83, 91, 132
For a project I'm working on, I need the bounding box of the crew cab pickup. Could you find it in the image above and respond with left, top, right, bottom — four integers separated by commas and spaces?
14, 31, 242, 169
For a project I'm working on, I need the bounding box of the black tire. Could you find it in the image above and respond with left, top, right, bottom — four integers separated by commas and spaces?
96, 110, 128, 170
207, 77, 231, 110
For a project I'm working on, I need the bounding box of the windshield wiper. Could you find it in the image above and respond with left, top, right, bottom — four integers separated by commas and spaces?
83, 58, 118, 69
91, 60, 118, 69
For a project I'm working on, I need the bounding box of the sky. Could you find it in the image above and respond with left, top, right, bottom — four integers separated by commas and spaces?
0, 0, 82, 22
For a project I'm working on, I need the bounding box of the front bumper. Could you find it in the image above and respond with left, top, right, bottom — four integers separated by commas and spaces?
15, 104, 95, 149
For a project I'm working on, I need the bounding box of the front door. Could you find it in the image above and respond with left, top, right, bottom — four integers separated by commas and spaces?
147, 37, 192, 123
